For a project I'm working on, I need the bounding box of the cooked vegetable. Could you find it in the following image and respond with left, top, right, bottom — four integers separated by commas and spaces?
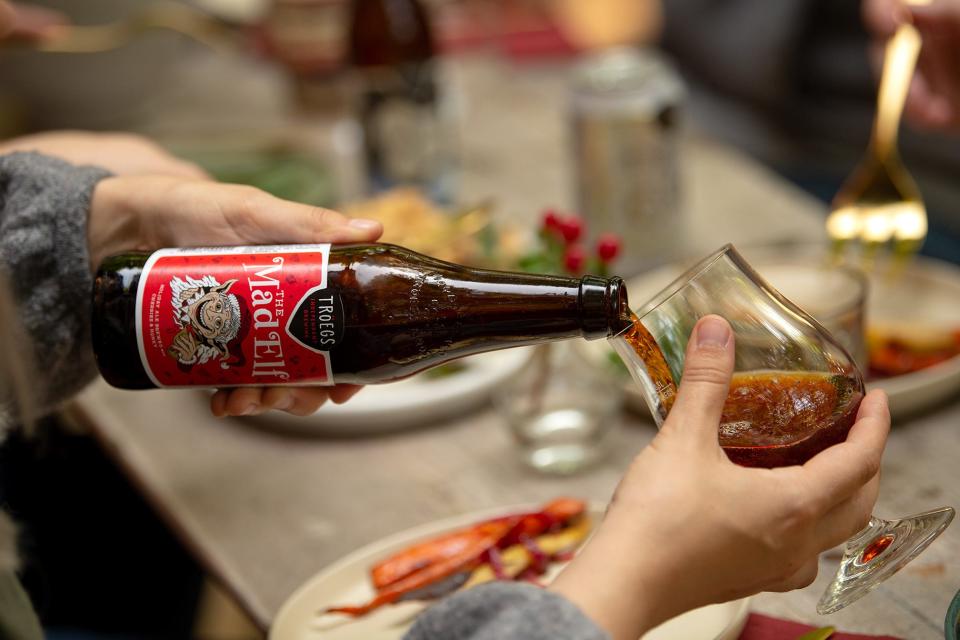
324, 498, 589, 617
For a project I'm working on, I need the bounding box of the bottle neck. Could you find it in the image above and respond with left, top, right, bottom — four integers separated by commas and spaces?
440, 269, 630, 344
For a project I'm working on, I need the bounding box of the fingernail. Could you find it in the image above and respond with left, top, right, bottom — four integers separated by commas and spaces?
240, 403, 258, 416
274, 395, 295, 411
348, 218, 381, 231
696, 316, 731, 348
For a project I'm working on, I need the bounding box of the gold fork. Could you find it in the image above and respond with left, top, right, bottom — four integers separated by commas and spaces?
27, 1, 232, 54
826, 7, 928, 265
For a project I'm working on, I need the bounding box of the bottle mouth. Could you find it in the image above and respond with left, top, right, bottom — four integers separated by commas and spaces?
610, 277, 631, 334
579, 276, 630, 339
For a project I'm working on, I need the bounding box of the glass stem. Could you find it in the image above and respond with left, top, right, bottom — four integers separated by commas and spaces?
847, 516, 887, 552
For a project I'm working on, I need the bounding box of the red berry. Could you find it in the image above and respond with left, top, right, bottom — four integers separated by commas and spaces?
596, 233, 621, 262
558, 217, 583, 244
563, 244, 586, 274
542, 209, 561, 232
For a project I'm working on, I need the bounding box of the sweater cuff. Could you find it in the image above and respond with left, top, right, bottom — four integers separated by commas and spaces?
0, 151, 112, 412
406, 582, 609, 640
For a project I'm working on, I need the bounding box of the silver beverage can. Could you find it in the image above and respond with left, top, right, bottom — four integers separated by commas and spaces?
570, 47, 685, 275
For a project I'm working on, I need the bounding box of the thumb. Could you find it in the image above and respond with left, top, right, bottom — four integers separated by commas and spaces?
661, 315, 734, 446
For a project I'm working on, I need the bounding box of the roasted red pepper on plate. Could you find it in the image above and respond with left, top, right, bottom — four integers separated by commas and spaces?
325, 498, 590, 617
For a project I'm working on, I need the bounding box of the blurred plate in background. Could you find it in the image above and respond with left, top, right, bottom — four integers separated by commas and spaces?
865, 255, 960, 418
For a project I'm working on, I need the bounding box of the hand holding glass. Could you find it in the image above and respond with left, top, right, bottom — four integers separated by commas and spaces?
611, 245, 954, 613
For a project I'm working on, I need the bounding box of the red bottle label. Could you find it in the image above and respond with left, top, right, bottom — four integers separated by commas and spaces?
136, 245, 339, 387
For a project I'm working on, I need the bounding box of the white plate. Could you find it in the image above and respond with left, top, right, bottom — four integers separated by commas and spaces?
867, 257, 960, 417
270, 504, 750, 640
581, 251, 960, 421
244, 348, 534, 436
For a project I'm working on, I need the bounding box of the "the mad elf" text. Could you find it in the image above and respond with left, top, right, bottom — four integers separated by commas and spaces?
244, 257, 290, 380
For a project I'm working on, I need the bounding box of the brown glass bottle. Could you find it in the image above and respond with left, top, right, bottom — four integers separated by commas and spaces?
348, 0, 449, 199
92, 243, 630, 389
350, 0, 433, 68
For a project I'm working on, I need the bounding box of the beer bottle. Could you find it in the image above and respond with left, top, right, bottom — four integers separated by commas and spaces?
348, 0, 452, 200
92, 244, 629, 389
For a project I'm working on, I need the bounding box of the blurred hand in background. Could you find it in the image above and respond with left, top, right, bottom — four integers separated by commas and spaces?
550, 0, 662, 50
0, 0, 65, 42
864, 0, 960, 130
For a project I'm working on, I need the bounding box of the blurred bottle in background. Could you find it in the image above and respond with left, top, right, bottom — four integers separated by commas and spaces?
569, 47, 685, 276
550, 0, 683, 275
348, 0, 455, 203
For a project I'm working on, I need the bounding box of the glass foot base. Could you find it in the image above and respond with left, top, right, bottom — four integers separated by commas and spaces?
817, 507, 955, 614
522, 443, 605, 475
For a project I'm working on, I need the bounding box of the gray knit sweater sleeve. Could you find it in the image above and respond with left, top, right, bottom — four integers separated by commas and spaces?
405, 582, 609, 640
0, 151, 111, 412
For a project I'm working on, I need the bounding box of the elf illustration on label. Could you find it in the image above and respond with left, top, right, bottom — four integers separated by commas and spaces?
166, 274, 242, 368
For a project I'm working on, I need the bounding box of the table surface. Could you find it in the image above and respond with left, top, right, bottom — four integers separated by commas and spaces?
71, 56, 958, 638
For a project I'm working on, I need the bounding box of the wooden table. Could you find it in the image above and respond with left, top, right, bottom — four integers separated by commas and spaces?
71, 56, 958, 638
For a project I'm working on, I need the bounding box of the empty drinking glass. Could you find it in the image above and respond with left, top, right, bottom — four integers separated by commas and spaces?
495, 343, 623, 475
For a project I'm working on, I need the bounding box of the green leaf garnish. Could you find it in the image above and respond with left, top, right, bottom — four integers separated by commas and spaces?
795, 626, 835, 640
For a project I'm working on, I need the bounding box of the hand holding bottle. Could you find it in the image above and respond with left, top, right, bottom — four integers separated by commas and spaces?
89, 175, 384, 418
550, 316, 889, 640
